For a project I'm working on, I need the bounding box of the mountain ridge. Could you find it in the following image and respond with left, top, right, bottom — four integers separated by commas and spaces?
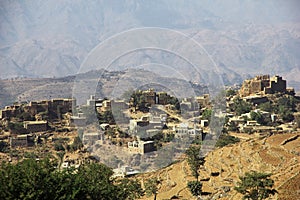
0, 1, 299, 87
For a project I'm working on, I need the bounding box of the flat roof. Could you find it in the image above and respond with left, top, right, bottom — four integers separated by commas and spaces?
24, 120, 47, 124
141, 141, 154, 144
83, 132, 102, 136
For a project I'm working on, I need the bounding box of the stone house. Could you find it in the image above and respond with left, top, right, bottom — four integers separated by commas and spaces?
23, 120, 48, 133
142, 88, 156, 105
9, 134, 35, 148
0, 105, 22, 119
239, 75, 288, 97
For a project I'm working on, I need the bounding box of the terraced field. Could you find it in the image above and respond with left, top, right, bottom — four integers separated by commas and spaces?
136, 133, 300, 200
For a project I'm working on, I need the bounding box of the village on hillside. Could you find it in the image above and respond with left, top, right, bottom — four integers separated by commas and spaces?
0, 74, 300, 199
0, 74, 299, 166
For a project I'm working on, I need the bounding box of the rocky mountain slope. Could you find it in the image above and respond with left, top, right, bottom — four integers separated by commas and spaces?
0, 1, 299, 87
136, 133, 300, 200
0, 69, 210, 108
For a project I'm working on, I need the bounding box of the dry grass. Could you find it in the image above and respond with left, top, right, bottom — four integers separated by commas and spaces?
135, 133, 300, 200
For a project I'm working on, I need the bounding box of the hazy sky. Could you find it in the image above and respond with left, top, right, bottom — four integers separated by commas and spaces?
1, 0, 299, 46
0, 0, 299, 80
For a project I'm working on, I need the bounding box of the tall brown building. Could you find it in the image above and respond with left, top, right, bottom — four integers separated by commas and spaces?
239, 75, 287, 97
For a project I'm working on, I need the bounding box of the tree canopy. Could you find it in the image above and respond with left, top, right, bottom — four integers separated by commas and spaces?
187, 180, 202, 197
234, 171, 277, 200
215, 134, 240, 148
185, 145, 205, 181
231, 98, 252, 116
0, 158, 143, 200
144, 177, 160, 200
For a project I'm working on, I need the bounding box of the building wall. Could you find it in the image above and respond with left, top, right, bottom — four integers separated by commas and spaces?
250, 80, 262, 94
143, 89, 156, 105
142, 142, 155, 154
0, 106, 22, 119
10, 135, 28, 148
24, 121, 48, 132
269, 76, 286, 93
240, 75, 287, 97
127, 141, 155, 154
157, 92, 171, 105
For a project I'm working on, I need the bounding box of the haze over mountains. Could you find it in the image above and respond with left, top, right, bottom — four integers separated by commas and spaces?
0, 0, 299, 87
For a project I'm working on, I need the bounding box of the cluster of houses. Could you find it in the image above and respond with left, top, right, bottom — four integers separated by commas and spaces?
227, 109, 276, 133
0, 98, 74, 148
227, 75, 299, 133
0, 74, 299, 170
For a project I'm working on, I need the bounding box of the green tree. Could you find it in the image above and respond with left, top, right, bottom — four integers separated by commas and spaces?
0, 158, 142, 200
278, 105, 294, 122
0, 158, 57, 200
202, 109, 212, 122
144, 178, 160, 200
231, 98, 252, 116
7, 122, 27, 134
250, 111, 264, 125
258, 102, 273, 113
167, 96, 181, 111
187, 180, 202, 197
227, 121, 238, 132
185, 146, 205, 181
54, 139, 65, 151
17, 112, 35, 121
117, 179, 144, 200
74, 162, 119, 200
295, 114, 300, 128
130, 91, 149, 112
216, 134, 240, 148
226, 89, 236, 97
98, 110, 115, 124
234, 171, 277, 200
276, 96, 299, 122
277, 96, 297, 111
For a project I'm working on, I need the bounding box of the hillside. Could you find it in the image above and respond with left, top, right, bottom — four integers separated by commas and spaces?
136, 133, 300, 200
0, 69, 209, 108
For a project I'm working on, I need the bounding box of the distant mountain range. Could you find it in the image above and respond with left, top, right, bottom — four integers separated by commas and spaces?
0, 0, 299, 88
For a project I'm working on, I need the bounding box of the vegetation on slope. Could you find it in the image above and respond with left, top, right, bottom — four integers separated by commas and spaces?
0, 158, 144, 200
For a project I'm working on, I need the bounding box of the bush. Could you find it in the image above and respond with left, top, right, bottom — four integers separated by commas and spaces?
235, 171, 277, 200
216, 134, 240, 148
0, 141, 8, 153
231, 98, 252, 116
54, 140, 65, 151
226, 89, 236, 97
187, 180, 202, 196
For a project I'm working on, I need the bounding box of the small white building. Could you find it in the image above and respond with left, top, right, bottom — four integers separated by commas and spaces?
173, 123, 202, 139
127, 140, 155, 154
113, 166, 140, 178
